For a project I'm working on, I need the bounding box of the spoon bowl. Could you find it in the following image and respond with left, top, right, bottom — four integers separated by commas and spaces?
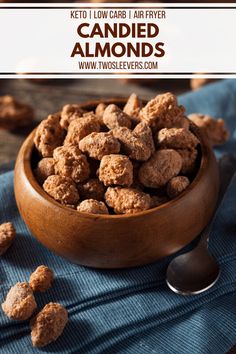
166, 243, 220, 295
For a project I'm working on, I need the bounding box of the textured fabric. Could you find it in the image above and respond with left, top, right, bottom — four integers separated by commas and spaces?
1, 79, 236, 354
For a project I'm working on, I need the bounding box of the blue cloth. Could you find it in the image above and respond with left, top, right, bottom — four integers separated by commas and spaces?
1, 79, 236, 354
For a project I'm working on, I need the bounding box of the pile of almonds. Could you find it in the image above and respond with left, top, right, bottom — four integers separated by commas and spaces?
33, 92, 229, 215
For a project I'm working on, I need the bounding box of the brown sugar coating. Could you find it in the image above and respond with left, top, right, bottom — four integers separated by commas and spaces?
60, 104, 85, 130
79, 131, 120, 160
123, 93, 142, 123
0, 222, 16, 256
103, 104, 132, 130
34, 92, 204, 214
105, 187, 151, 214
99, 154, 133, 187
188, 113, 229, 146
2, 282, 37, 321
139, 92, 185, 132
34, 113, 65, 157
95, 103, 107, 124
157, 128, 199, 150
167, 176, 190, 199
77, 178, 105, 201
77, 199, 109, 214
139, 149, 182, 188
133, 122, 155, 154
30, 302, 68, 348
43, 175, 80, 205
113, 126, 152, 161
176, 148, 198, 174
53, 145, 90, 183
29, 265, 54, 293
64, 113, 100, 146
0, 95, 34, 130
34, 158, 55, 185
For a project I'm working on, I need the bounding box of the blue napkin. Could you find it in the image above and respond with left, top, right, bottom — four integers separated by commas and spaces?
1, 79, 236, 354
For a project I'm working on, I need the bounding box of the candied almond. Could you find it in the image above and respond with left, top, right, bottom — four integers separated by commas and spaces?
60, 104, 85, 130
2, 282, 37, 321
99, 154, 133, 187
79, 131, 120, 160
64, 113, 100, 145
167, 176, 190, 199
105, 187, 151, 214
77, 199, 109, 214
95, 103, 107, 124
157, 128, 199, 150
0, 222, 16, 256
43, 175, 80, 205
103, 104, 132, 130
139, 92, 185, 132
30, 303, 68, 348
29, 265, 54, 293
138, 149, 182, 188
34, 113, 65, 157
123, 93, 142, 123
34, 158, 55, 185
133, 122, 155, 154
113, 126, 152, 161
53, 145, 90, 183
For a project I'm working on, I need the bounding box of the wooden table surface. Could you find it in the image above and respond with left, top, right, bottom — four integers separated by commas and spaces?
0, 78, 235, 354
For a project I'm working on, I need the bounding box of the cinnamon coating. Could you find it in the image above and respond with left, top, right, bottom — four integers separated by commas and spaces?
113, 126, 153, 161
33, 92, 207, 213
77, 199, 109, 214
53, 145, 90, 183
2, 282, 37, 321
43, 175, 80, 205
64, 113, 100, 146
34, 113, 65, 157
34, 158, 55, 184
60, 104, 85, 130
123, 93, 142, 124
29, 265, 54, 293
0, 222, 16, 256
139, 92, 185, 132
30, 303, 68, 347
79, 131, 120, 160
99, 154, 133, 187
103, 104, 132, 129
157, 128, 199, 150
139, 149, 182, 188
105, 187, 151, 214
167, 176, 190, 199
95, 103, 107, 124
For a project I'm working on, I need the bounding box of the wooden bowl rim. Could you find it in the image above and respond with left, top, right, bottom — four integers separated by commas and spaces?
17, 97, 212, 221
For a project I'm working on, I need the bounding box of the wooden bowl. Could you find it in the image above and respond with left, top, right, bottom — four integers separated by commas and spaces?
14, 98, 219, 268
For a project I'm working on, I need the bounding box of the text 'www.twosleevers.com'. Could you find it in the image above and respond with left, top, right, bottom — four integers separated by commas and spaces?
78, 61, 159, 71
